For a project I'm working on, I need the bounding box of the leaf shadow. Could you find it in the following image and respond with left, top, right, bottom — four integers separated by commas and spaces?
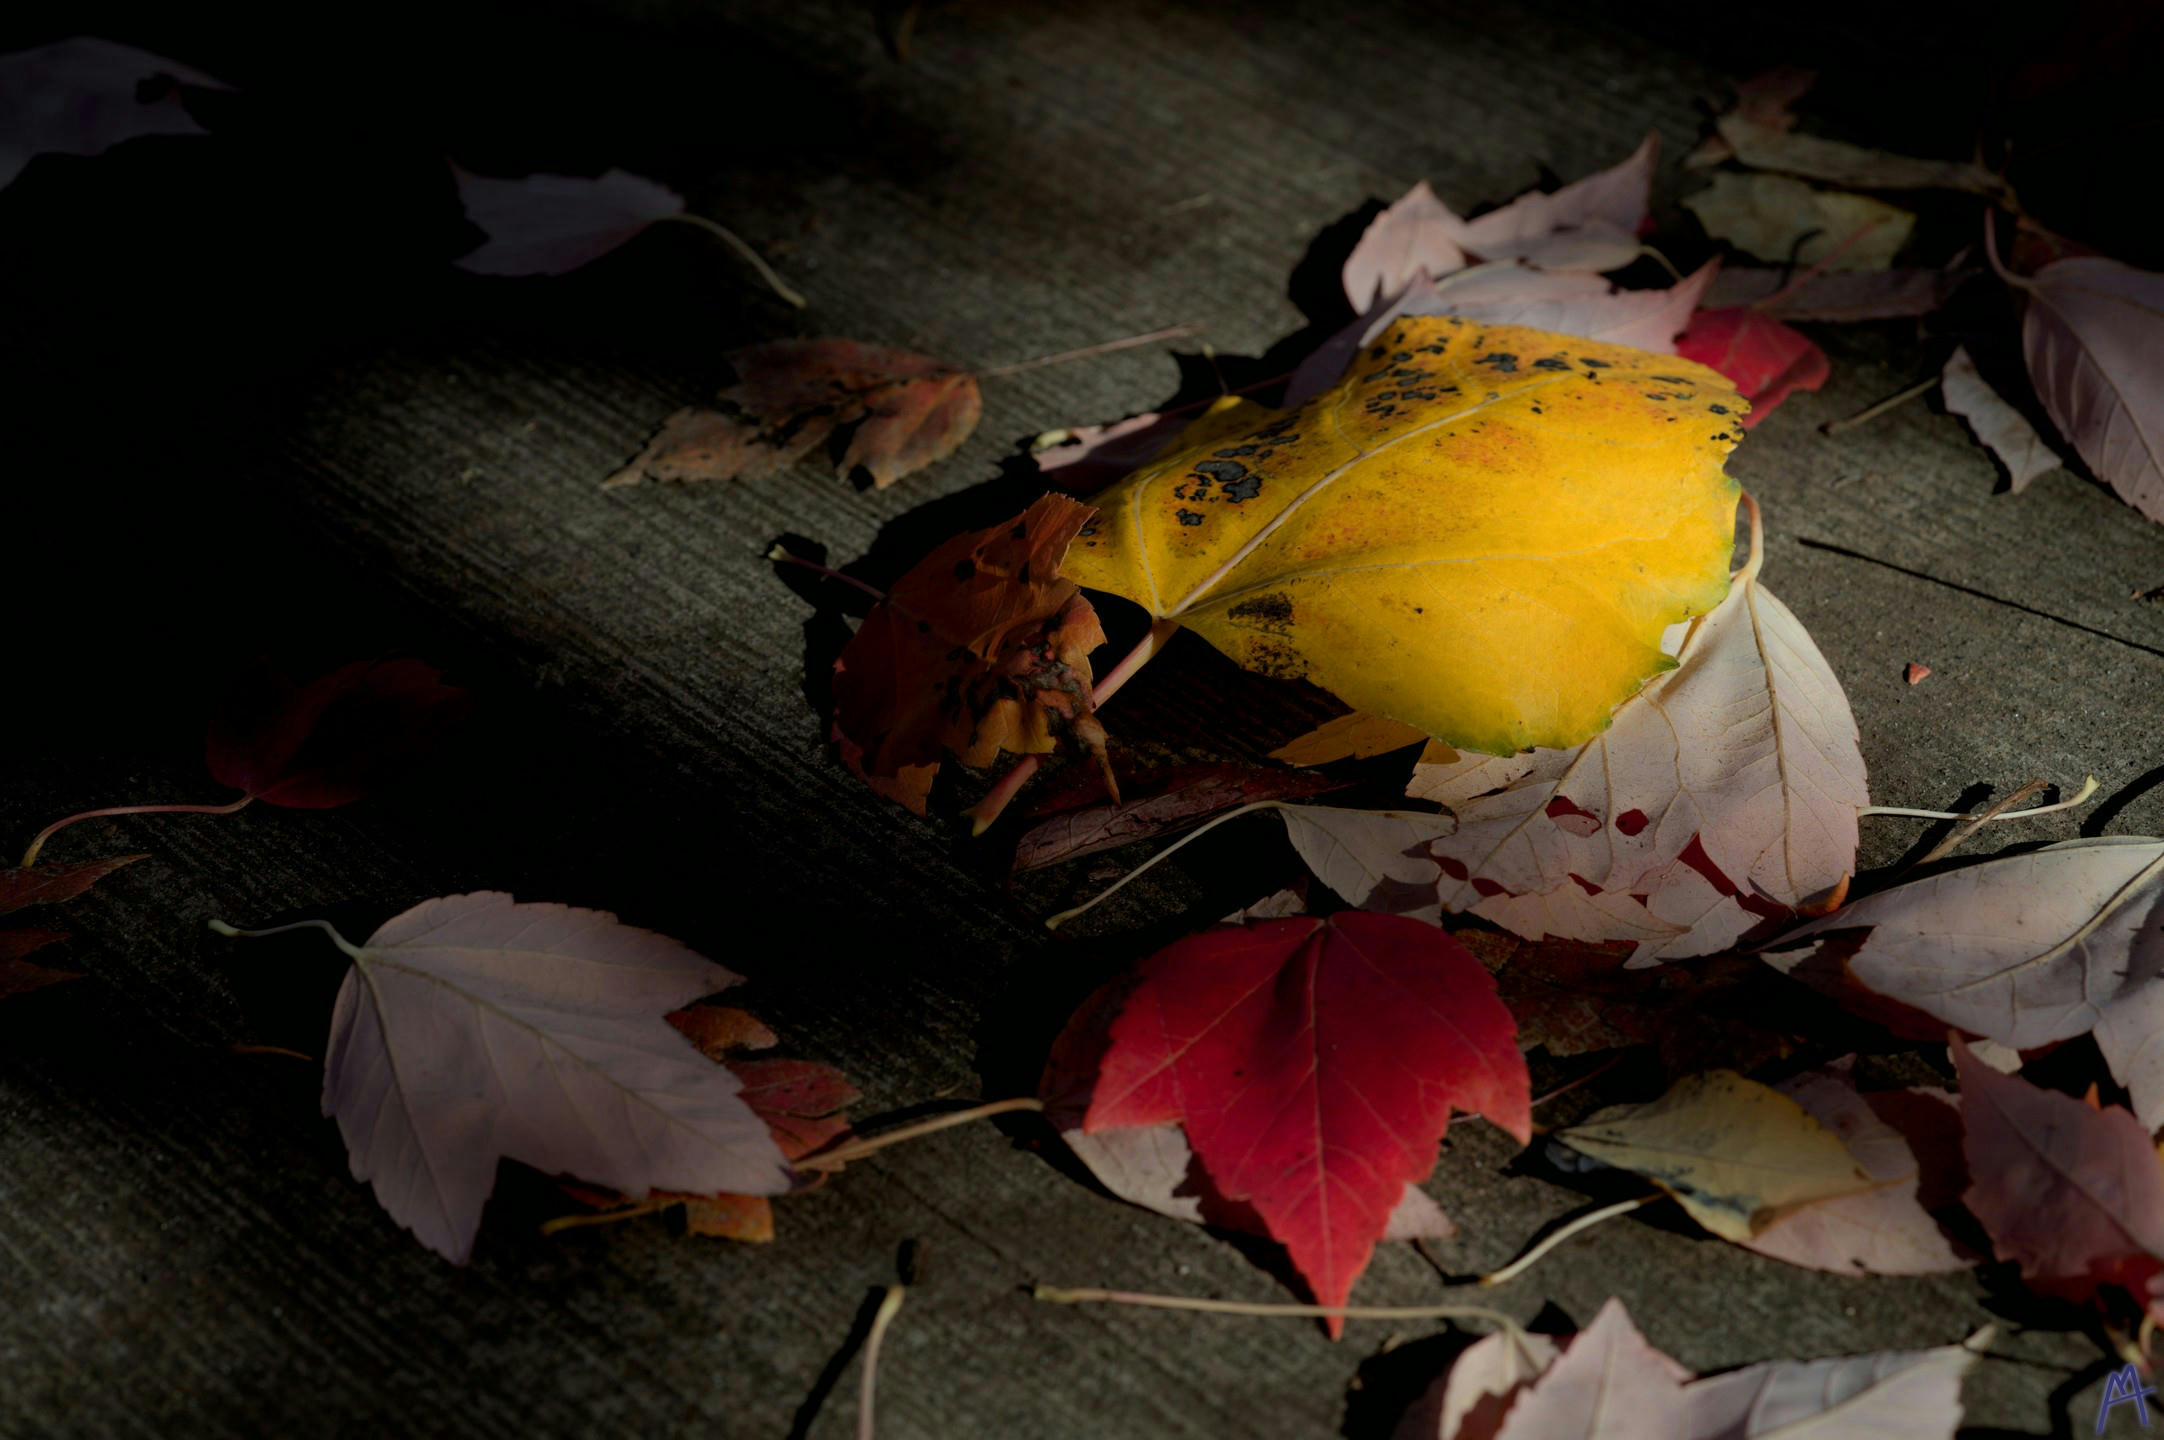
2081, 761, 2164, 838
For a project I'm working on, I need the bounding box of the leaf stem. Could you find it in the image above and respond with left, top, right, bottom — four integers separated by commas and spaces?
207, 916, 365, 961
228, 1043, 316, 1062
769, 545, 889, 603
1030, 1286, 1525, 1334
1914, 777, 2049, 867
1479, 1195, 1654, 1287
1819, 375, 1940, 437
795, 1097, 1044, 1172
656, 212, 807, 309
965, 617, 1183, 835
976, 325, 1204, 381
1859, 775, 2097, 822
21, 794, 254, 867
857, 1283, 908, 1440
1042, 799, 1292, 929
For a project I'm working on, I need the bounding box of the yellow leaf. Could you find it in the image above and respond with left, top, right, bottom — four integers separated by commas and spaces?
1555, 1071, 1878, 1241
1269, 711, 1433, 766
1063, 319, 1743, 754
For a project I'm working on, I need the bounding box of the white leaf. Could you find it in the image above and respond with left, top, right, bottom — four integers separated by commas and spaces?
1279, 807, 1456, 915
454, 168, 685, 276
1343, 181, 1470, 309
1494, 1299, 1690, 1440
1395, 1329, 1561, 1440
322, 892, 790, 1261
1779, 837, 2164, 1048
1, 37, 226, 191
1941, 346, 2060, 491
2094, 982, 2164, 1132
2019, 257, 2164, 521
1399, 566, 1864, 953
1682, 1343, 1977, 1439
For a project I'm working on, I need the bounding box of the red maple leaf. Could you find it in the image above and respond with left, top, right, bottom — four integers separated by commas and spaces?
1675, 307, 1830, 426
205, 658, 471, 809
1084, 914, 1529, 1334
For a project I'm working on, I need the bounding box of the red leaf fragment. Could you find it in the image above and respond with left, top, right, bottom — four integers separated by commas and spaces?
1084, 914, 1529, 1334
0, 931, 83, 1001
607, 339, 982, 490
667, 1004, 780, 1059
831, 494, 1109, 815
1674, 307, 1829, 425
1952, 1037, 2164, 1314
205, 658, 469, 809
1905, 662, 1931, 685
0, 854, 145, 918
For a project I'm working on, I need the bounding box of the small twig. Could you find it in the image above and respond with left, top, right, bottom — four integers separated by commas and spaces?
656, 212, 807, 309
228, 1043, 315, 1062
1859, 775, 2097, 823
1031, 1286, 1524, 1334
1913, 778, 2050, 867
795, 1097, 1043, 1172
857, 1284, 908, 1440
769, 545, 889, 603
539, 1198, 674, 1236
1480, 1195, 1654, 1287
976, 325, 1203, 381
1820, 375, 1940, 437
22, 794, 254, 867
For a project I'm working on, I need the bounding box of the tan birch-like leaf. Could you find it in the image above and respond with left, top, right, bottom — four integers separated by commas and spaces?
2017, 257, 2164, 521
1941, 346, 2060, 492
1682, 1343, 1978, 1439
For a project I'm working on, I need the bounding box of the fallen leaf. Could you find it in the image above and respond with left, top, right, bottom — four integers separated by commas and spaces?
1700, 266, 1969, 321
1952, 1037, 2164, 1311
1493, 1299, 1690, 1440
1674, 309, 1831, 425
1012, 763, 1340, 872
1041, 971, 1455, 1247
1904, 662, 1931, 684
831, 494, 1107, 815
1684, 174, 1913, 272
0, 37, 226, 192
1779, 837, 2164, 1049
1270, 712, 1435, 766
608, 339, 982, 490
666, 1004, 780, 1059
314, 891, 791, 1261
1033, 411, 1192, 490
206, 658, 470, 809
1280, 806, 1460, 914
1941, 346, 2060, 491
1084, 914, 1529, 1333
0, 931, 83, 1001
1287, 263, 1717, 408
1066, 317, 1743, 756
1344, 182, 1471, 309
2093, 984, 2164, 1132
0, 854, 145, 916
2013, 257, 2164, 522
1388, 533, 1863, 960
1555, 1071, 1876, 1241
452, 167, 684, 276
1741, 1066, 1971, 1275
1682, 1342, 1978, 1439
1713, 112, 2007, 198
1393, 1328, 1560, 1440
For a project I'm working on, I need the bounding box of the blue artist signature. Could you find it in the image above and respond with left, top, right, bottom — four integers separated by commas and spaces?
2099, 1365, 2158, 1432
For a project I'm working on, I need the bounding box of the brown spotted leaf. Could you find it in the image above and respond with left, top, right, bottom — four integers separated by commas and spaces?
832, 494, 1109, 814
608, 339, 981, 490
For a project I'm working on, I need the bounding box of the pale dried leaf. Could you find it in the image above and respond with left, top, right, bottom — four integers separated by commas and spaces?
1279, 807, 1456, 914
2094, 983, 2164, 1132
1493, 1299, 1690, 1440
0, 37, 225, 191
2019, 257, 2164, 521
1556, 1071, 1875, 1241
1714, 114, 2006, 197
1742, 1067, 1969, 1276
1344, 181, 1470, 309
453, 168, 684, 276
1684, 174, 1913, 272
1682, 1342, 1977, 1439
1700, 266, 1968, 321
1942, 347, 2060, 491
1455, 134, 1656, 268
322, 892, 790, 1261
1395, 1329, 1561, 1440
1780, 837, 2164, 1049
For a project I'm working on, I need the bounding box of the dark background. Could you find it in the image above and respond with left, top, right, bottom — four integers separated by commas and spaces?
5, 2, 2164, 1435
